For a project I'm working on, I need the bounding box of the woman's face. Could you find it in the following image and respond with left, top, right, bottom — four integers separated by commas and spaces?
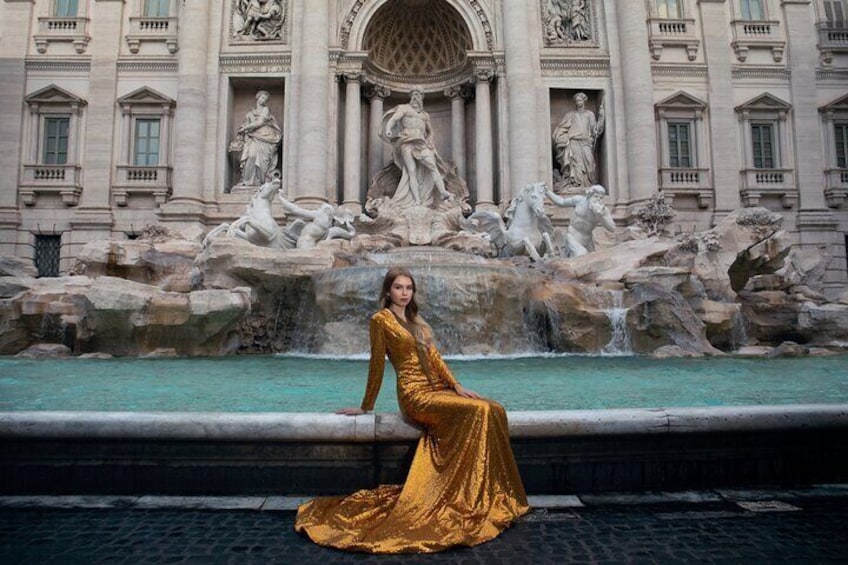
388, 275, 414, 309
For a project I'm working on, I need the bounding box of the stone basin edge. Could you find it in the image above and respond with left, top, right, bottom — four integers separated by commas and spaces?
0, 405, 846, 442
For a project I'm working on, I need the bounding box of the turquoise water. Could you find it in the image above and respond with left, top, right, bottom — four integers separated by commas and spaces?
0, 354, 846, 412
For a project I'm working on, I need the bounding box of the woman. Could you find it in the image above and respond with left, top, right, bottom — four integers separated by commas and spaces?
295, 268, 529, 553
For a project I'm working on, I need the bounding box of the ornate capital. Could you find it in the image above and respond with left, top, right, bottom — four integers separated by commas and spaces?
365, 83, 391, 101
443, 85, 470, 100
474, 68, 495, 83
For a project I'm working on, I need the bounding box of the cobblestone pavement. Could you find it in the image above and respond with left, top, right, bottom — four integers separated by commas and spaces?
1, 492, 846, 564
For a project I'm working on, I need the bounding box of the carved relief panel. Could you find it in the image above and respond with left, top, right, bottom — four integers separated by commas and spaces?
230, 0, 288, 43
541, 0, 599, 47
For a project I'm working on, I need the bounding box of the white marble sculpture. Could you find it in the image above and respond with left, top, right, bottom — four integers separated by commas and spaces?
467, 182, 555, 261
547, 184, 616, 257
361, 88, 472, 249
552, 92, 604, 192
229, 90, 282, 190
544, 0, 591, 45
203, 179, 287, 249
379, 88, 454, 207
277, 196, 356, 249
234, 0, 286, 40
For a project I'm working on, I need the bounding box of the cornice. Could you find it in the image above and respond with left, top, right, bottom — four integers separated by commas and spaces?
25, 58, 91, 73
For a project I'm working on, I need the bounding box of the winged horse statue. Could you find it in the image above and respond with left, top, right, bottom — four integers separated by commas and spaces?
466, 182, 555, 261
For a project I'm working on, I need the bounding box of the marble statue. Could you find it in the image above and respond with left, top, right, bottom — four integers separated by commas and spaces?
552, 92, 604, 191
546, 184, 615, 257
234, 0, 286, 40
203, 178, 287, 249
467, 182, 554, 262
359, 88, 473, 250
379, 88, 454, 208
229, 89, 282, 189
277, 196, 356, 249
544, 0, 591, 45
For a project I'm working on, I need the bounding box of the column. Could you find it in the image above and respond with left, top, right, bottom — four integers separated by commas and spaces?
293, 0, 330, 205
342, 73, 362, 213
502, 2, 544, 193
475, 72, 495, 210
613, 0, 658, 204
444, 86, 467, 179
166, 0, 211, 210
698, 0, 743, 218
367, 85, 390, 181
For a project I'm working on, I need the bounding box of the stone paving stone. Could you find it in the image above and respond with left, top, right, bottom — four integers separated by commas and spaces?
1, 499, 847, 564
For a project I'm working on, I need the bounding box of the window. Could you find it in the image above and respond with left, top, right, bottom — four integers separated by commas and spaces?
656, 0, 681, 18
53, 0, 79, 17
134, 118, 161, 166
144, 0, 169, 17
836, 123, 848, 169
668, 122, 692, 168
35, 235, 62, 278
43, 117, 70, 165
824, 0, 847, 27
740, 0, 765, 20
751, 123, 775, 169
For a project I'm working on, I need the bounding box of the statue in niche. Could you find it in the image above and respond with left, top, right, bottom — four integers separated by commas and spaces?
546, 184, 615, 257
360, 88, 474, 250
552, 92, 604, 193
234, 0, 286, 40
544, 0, 592, 45
228, 89, 282, 190
380, 88, 454, 208
466, 182, 555, 262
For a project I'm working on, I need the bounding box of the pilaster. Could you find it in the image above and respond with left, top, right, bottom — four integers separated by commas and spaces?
613, 0, 658, 204
698, 0, 743, 217
502, 1, 544, 192
162, 0, 211, 219
293, 0, 330, 205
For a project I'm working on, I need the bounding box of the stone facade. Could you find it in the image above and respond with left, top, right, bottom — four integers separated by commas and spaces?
0, 0, 846, 293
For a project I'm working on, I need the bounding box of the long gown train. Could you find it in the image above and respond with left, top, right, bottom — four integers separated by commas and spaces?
294, 308, 529, 553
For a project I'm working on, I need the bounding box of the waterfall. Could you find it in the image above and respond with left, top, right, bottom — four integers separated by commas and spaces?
730, 308, 749, 351
602, 290, 632, 355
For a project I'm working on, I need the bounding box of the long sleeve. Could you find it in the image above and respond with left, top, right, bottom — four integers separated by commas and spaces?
360, 315, 387, 411
427, 344, 458, 389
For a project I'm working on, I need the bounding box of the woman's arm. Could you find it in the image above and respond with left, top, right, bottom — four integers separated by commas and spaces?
427, 345, 482, 399
336, 315, 386, 415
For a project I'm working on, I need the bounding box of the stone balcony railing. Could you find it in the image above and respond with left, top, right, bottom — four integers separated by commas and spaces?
730, 20, 785, 62
20, 163, 83, 206
126, 17, 179, 54
824, 168, 848, 207
658, 167, 712, 208
817, 24, 848, 65
33, 17, 90, 54
647, 18, 699, 61
113, 165, 172, 206
740, 167, 797, 208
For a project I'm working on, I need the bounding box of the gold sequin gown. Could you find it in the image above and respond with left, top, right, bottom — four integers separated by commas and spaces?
294, 308, 529, 553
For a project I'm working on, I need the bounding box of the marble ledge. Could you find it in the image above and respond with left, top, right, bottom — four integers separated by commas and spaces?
0, 405, 846, 442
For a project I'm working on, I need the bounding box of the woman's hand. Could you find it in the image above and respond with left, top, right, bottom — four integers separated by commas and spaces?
454, 384, 482, 399
336, 407, 366, 416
